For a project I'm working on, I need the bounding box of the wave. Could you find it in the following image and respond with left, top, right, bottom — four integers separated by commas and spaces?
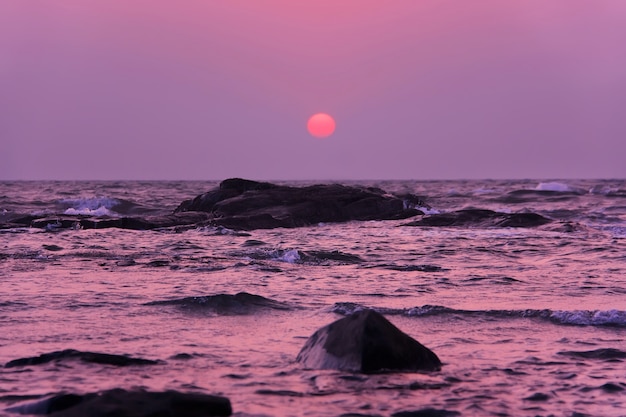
589, 185, 626, 196
57, 197, 120, 216
232, 248, 363, 265
492, 182, 588, 205
330, 303, 626, 327
535, 182, 580, 193
55, 197, 154, 217
368, 263, 447, 272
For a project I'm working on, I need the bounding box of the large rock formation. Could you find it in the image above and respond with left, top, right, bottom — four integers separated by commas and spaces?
5, 389, 232, 416
7, 178, 425, 231
174, 178, 423, 230
297, 309, 441, 373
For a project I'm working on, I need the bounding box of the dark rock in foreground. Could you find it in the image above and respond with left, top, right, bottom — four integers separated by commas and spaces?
145, 292, 291, 314
6, 389, 231, 416
297, 309, 441, 373
174, 178, 424, 230
403, 209, 552, 228
4, 349, 160, 368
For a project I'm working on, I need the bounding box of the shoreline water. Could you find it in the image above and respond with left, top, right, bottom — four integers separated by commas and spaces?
1, 179, 625, 416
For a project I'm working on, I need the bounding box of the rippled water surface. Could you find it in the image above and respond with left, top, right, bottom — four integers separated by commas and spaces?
1, 179, 625, 416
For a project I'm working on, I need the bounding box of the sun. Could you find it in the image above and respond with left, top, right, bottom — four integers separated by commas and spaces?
307, 113, 336, 138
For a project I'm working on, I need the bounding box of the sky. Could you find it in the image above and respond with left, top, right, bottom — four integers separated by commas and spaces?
1, 0, 625, 180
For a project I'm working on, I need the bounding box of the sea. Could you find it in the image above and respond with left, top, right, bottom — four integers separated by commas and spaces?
0, 179, 625, 417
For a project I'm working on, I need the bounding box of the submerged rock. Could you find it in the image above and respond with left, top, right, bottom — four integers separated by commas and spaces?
6, 389, 232, 416
557, 348, 626, 360
4, 349, 160, 368
296, 309, 441, 373
27, 212, 211, 231
145, 292, 291, 314
403, 209, 552, 228
174, 178, 423, 230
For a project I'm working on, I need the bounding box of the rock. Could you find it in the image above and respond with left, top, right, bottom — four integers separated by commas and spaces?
28, 212, 211, 231
144, 292, 292, 314
557, 348, 626, 360
523, 392, 550, 401
296, 309, 441, 373
299, 250, 364, 264
5, 389, 232, 416
403, 209, 552, 228
6, 179, 425, 232
4, 349, 160, 368
174, 178, 423, 230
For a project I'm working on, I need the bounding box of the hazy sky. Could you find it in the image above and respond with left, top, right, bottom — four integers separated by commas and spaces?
2, 1, 625, 180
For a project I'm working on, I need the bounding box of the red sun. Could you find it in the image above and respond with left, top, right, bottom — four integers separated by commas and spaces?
307, 113, 336, 138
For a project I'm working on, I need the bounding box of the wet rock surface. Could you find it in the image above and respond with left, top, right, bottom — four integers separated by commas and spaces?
144, 292, 292, 314
7, 212, 211, 231
6, 179, 425, 231
6, 389, 232, 416
4, 349, 160, 368
297, 309, 441, 373
174, 178, 424, 229
403, 209, 552, 228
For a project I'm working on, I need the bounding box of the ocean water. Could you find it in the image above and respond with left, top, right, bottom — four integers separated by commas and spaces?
0, 179, 625, 417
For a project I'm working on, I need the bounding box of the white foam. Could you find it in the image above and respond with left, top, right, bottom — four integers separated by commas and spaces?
58, 197, 120, 217
418, 206, 440, 215
59, 197, 120, 210
276, 249, 301, 263
550, 309, 626, 326
602, 226, 626, 238
195, 225, 238, 235
64, 206, 113, 216
535, 182, 573, 192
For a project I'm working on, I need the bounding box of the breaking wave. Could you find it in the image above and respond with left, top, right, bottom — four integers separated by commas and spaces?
55, 197, 149, 216
330, 303, 626, 327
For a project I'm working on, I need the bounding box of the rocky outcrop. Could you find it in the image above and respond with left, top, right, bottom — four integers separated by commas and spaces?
4, 349, 160, 368
403, 209, 552, 228
174, 178, 423, 230
5, 389, 231, 416
296, 309, 441, 373
145, 292, 291, 314
4, 179, 425, 231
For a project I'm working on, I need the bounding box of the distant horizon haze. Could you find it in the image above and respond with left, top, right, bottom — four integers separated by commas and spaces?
2, 1, 625, 180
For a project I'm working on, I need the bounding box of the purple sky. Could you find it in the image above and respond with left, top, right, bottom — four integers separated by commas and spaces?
2, 1, 625, 180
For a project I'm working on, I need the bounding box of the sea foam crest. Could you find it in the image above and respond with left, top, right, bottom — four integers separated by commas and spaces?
549, 309, 626, 326
274, 249, 301, 263
59, 197, 120, 216
535, 182, 574, 192
330, 303, 626, 327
